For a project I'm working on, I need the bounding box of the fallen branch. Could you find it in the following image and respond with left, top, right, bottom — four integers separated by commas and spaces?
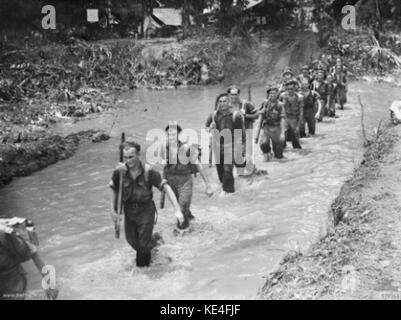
376, 119, 383, 140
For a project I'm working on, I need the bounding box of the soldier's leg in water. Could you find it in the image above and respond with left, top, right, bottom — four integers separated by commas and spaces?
299, 115, 307, 138
178, 176, 194, 223
288, 118, 302, 149
259, 130, 272, 161
323, 99, 329, 115
306, 108, 316, 135
338, 86, 346, 108
269, 127, 284, 159
215, 164, 224, 184
343, 86, 348, 104
286, 128, 292, 141
342, 87, 347, 105
135, 205, 156, 267
318, 101, 326, 122
124, 216, 139, 252
283, 120, 288, 148
336, 88, 344, 109
222, 164, 235, 193
328, 99, 336, 117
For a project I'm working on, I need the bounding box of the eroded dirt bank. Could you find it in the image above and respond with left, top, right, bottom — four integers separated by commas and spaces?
260, 124, 401, 300
0, 129, 110, 187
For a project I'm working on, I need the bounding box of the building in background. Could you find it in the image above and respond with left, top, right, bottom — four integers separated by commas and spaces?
144, 7, 194, 38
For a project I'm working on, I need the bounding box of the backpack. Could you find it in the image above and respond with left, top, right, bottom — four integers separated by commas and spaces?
212, 110, 244, 129
164, 143, 200, 176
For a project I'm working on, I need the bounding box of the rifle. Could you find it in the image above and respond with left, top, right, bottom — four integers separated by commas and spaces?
255, 99, 266, 145
115, 132, 125, 239
209, 133, 213, 168
209, 95, 217, 168
247, 86, 256, 173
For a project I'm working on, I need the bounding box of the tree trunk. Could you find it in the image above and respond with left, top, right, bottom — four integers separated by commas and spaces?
375, 0, 383, 31
181, 0, 191, 39
141, 0, 145, 38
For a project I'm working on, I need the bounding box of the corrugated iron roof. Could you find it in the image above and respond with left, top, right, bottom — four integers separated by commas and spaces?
152, 8, 182, 26
245, 0, 264, 9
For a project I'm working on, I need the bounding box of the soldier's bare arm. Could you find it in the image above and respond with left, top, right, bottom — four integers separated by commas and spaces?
163, 184, 185, 225
314, 92, 323, 119
31, 252, 59, 300
280, 107, 286, 141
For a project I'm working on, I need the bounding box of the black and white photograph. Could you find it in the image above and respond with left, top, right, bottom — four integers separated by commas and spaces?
1, 0, 401, 304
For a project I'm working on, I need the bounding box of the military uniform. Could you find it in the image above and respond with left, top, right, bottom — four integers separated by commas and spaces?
162, 142, 199, 227
326, 81, 337, 117
234, 100, 258, 130
300, 90, 321, 137
205, 107, 245, 193
259, 99, 286, 159
109, 163, 166, 267
233, 99, 258, 175
297, 65, 313, 89
0, 230, 37, 300
280, 91, 303, 149
332, 65, 347, 108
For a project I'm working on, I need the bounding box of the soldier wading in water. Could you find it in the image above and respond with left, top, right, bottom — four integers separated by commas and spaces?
226, 85, 267, 177
0, 218, 58, 300
255, 85, 286, 161
280, 79, 304, 149
110, 141, 185, 268
299, 79, 323, 138
161, 123, 213, 229
205, 93, 245, 194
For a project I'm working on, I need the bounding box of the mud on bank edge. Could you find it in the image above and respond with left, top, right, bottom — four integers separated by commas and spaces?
0, 130, 109, 187
260, 123, 401, 300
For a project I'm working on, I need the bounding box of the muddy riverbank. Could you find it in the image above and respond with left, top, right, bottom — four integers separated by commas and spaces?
0, 129, 110, 187
260, 124, 401, 300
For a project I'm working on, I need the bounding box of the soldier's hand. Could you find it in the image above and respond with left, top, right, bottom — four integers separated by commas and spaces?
115, 162, 127, 173
176, 211, 185, 225
45, 288, 59, 300
205, 185, 214, 197
177, 220, 189, 230
111, 212, 119, 224
280, 134, 285, 142
315, 113, 320, 120
176, 215, 189, 230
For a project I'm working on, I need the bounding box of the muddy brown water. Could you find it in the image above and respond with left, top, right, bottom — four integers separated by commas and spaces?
0, 82, 399, 299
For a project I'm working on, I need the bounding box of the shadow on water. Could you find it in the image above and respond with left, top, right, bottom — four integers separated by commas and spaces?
0, 82, 399, 299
